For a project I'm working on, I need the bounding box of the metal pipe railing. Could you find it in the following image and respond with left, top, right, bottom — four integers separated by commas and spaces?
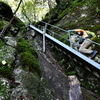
37, 21, 100, 47
29, 24, 100, 68
36, 21, 100, 53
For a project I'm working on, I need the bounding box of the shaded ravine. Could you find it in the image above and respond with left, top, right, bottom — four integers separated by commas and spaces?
33, 34, 84, 100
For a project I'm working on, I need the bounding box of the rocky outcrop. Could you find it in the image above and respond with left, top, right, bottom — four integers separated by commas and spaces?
0, 0, 100, 99
0, 31, 57, 99
40, 0, 100, 98
0, 28, 84, 100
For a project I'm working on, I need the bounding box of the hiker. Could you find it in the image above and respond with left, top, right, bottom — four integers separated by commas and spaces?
74, 29, 98, 59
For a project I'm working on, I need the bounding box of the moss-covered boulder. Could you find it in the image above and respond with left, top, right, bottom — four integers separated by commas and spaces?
17, 38, 42, 76
0, 39, 16, 79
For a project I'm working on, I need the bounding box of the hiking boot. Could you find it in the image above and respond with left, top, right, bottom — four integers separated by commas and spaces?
91, 50, 98, 59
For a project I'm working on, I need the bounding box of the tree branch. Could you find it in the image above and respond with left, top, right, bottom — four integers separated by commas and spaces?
13, 0, 23, 15
0, 16, 15, 37
0, 0, 23, 37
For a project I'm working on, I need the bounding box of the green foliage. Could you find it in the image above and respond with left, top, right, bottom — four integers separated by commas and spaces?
57, 8, 68, 20
17, 38, 41, 76
0, 61, 13, 79
0, 79, 10, 100
17, 38, 37, 56
17, 42, 30, 52
95, 38, 100, 55
71, 0, 84, 6
20, 26, 27, 33
17, 38, 32, 53
90, 25, 100, 33
0, 40, 13, 79
0, 20, 8, 30
16, 22, 26, 33
59, 33, 70, 45
20, 52, 41, 76
0, 22, 4, 30
0, 40, 4, 48
17, 22, 25, 26
67, 71, 76, 75
64, 22, 76, 29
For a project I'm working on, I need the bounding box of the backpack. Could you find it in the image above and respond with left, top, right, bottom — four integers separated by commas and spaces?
86, 31, 96, 40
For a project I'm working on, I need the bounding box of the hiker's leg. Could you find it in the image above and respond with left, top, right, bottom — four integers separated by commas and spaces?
79, 39, 93, 54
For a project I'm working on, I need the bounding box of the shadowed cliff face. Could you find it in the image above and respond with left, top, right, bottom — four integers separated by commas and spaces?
44, 0, 100, 34
0, 2, 13, 19
0, 2, 25, 37
43, 0, 100, 55
41, 0, 100, 97
57, 1, 100, 32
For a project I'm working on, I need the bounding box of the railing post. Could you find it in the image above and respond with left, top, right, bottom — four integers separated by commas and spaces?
68, 32, 72, 47
43, 23, 47, 52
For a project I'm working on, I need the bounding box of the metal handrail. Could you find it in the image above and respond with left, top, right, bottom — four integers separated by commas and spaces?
37, 21, 100, 46
29, 24, 100, 68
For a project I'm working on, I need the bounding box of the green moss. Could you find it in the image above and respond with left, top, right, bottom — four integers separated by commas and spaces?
67, 71, 76, 75
20, 52, 41, 76
20, 26, 26, 33
0, 20, 8, 30
65, 22, 76, 29
0, 40, 14, 79
57, 8, 68, 20
90, 25, 100, 32
0, 61, 13, 79
17, 38, 42, 76
95, 38, 100, 55
17, 22, 25, 26
0, 40, 4, 48
17, 42, 31, 53
59, 33, 70, 45
17, 38, 37, 55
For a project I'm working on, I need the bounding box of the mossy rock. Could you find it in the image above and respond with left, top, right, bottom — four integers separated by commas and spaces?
17, 38, 38, 57
0, 40, 16, 79
0, 60, 13, 79
20, 52, 42, 76
17, 38, 41, 76
0, 20, 9, 30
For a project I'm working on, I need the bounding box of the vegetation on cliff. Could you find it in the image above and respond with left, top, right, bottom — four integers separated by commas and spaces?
17, 38, 42, 77
0, 0, 100, 99
41, 0, 100, 54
